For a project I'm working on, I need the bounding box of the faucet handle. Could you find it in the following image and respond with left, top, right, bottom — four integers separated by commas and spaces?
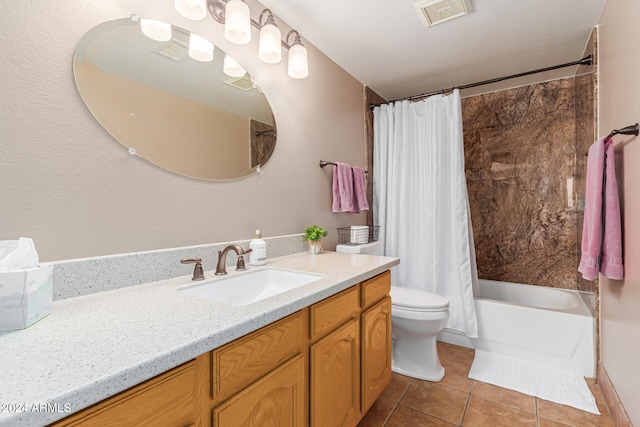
236, 249, 252, 271
181, 258, 205, 281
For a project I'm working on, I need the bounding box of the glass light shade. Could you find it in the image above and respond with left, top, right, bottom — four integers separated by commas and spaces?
223, 54, 246, 77
174, 0, 206, 20
225, 0, 251, 45
258, 22, 282, 64
288, 43, 308, 79
140, 19, 172, 42
189, 33, 214, 62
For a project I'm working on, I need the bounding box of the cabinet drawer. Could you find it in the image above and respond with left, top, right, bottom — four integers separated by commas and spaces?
310, 286, 359, 341
212, 311, 304, 402
52, 360, 199, 427
361, 271, 391, 309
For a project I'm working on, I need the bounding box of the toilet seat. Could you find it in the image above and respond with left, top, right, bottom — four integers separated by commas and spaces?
390, 286, 449, 312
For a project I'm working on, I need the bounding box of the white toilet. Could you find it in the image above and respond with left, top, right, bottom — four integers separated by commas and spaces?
336, 240, 450, 382
389, 286, 449, 381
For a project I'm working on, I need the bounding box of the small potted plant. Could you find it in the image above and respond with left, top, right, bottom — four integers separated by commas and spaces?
303, 224, 328, 254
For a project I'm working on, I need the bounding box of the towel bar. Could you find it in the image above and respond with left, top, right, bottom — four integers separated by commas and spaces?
319, 160, 368, 173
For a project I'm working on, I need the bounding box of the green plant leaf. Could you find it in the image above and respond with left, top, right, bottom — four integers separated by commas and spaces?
303, 224, 328, 241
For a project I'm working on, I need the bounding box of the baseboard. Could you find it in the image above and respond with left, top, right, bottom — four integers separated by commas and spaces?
438, 328, 473, 349
598, 362, 633, 427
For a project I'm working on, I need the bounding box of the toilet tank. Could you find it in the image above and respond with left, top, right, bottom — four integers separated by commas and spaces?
335, 241, 382, 255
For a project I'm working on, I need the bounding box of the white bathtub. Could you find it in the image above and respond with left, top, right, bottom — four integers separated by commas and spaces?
438, 279, 596, 377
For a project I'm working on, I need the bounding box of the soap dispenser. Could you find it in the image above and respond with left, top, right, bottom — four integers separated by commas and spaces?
249, 230, 267, 266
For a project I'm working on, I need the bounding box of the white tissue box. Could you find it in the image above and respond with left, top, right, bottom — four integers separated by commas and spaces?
0, 264, 53, 331
350, 226, 370, 244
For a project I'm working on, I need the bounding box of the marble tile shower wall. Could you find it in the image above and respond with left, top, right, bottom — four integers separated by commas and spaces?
52, 234, 308, 300
462, 75, 596, 291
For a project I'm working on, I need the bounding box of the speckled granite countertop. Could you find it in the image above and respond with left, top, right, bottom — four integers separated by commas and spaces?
0, 251, 399, 427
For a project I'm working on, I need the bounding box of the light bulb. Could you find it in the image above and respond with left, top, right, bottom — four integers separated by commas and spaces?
140, 19, 172, 42
223, 54, 246, 77
258, 18, 282, 64
189, 33, 214, 62
288, 42, 308, 79
174, 0, 206, 20
225, 0, 251, 45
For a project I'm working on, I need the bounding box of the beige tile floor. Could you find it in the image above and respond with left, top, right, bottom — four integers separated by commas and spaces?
358, 342, 614, 427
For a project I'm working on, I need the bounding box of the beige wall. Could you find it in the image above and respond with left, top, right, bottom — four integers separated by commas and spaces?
598, 0, 640, 424
0, 0, 367, 261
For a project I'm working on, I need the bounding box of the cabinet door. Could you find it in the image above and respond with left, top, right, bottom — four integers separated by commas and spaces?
361, 296, 392, 413
310, 319, 360, 427
212, 355, 305, 427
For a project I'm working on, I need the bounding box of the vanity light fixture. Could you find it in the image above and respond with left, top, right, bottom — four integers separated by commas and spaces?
258, 9, 281, 64
223, 54, 246, 77
224, 0, 251, 45
140, 19, 172, 42
175, 0, 309, 78
174, 0, 207, 20
286, 30, 308, 79
189, 33, 214, 62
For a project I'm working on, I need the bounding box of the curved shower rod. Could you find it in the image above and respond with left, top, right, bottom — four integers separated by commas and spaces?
369, 55, 594, 109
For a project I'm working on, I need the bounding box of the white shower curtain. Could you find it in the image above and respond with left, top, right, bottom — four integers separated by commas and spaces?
373, 90, 479, 338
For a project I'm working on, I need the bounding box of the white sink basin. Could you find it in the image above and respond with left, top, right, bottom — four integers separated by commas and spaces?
179, 268, 325, 306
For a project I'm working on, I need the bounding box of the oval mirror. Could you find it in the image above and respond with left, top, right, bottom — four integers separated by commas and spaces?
73, 16, 276, 180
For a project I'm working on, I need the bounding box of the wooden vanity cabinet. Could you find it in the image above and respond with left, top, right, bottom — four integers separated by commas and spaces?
51, 270, 392, 427
212, 270, 392, 427
309, 270, 392, 427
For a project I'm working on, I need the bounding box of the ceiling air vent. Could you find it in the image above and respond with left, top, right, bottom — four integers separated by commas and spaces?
152, 41, 188, 63
414, 0, 473, 27
151, 27, 189, 63
224, 75, 255, 92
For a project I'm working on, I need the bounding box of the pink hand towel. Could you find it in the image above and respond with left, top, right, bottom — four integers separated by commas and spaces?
578, 138, 606, 280
599, 139, 624, 279
332, 162, 354, 213
352, 166, 369, 213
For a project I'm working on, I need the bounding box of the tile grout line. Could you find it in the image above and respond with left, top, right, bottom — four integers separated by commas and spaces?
381, 404, 399, 427
382, 377, 413, 427
459, 379, 475, 426
393, 377, 467, 426
398, 377, 414, 402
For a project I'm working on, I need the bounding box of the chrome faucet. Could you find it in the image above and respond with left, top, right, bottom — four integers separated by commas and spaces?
215, 245, 252, 275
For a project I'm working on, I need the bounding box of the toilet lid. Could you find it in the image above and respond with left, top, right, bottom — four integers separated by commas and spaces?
390, 286, 449, 310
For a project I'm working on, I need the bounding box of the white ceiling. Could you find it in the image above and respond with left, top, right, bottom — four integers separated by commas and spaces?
259, 0, 607, 101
